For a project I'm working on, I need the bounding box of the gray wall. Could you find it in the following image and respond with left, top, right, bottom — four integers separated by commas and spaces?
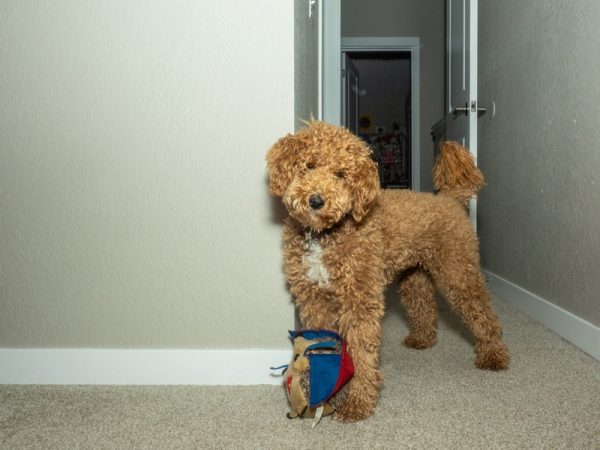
0, 0, 295, 348
295, 0, 320, 129
478, 1, 600, 326
342, 0, 446, 191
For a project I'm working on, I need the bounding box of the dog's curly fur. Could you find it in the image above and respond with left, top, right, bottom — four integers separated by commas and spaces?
266, 121, 509, 422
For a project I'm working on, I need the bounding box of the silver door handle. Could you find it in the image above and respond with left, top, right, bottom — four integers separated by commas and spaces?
453, 102, 487, 117
453, 102, 469, 116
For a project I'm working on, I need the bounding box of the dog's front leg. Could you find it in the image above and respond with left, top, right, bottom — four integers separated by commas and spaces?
294, 285, 340, 331
333, 283, 385, 422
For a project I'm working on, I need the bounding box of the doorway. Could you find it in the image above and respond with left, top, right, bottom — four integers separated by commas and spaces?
319, 0, 449, 193
339, 37, 420, 190
342, 51, 412, 189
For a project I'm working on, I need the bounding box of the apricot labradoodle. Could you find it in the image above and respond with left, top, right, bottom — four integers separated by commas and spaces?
266, 121, 509, 422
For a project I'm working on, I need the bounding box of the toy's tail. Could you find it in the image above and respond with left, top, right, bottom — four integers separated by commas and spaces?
433, 141, 484, 206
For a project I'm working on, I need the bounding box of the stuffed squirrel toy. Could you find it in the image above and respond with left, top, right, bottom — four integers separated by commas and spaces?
274, 330, 354, 426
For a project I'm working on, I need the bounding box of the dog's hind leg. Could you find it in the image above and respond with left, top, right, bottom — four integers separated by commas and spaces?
399, 267, 437, 349
433, 265, 509, 370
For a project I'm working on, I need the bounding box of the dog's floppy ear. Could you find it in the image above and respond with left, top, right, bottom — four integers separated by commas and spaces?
266, 133, 306, 196
351, 157, 380, 223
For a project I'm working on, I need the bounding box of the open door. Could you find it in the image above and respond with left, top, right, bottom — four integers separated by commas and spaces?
446, 0, 482, 227
342, 54, 360, 134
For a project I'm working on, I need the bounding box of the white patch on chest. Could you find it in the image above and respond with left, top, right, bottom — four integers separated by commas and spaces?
303, 231, 330, 287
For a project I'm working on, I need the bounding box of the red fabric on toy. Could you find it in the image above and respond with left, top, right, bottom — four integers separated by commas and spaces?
332, 342, 354, 396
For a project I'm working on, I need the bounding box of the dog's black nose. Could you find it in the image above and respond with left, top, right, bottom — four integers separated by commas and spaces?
309, 194, 325, 210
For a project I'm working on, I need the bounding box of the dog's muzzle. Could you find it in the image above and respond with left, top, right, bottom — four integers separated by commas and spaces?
309, 194, 325, 210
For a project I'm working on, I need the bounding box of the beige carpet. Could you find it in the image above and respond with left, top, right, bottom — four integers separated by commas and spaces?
1, 295, 599, 449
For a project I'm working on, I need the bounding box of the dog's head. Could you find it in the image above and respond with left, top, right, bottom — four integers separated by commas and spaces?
266, 121, 380, 232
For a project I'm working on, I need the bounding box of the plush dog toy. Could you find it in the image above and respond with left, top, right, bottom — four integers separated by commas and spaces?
266, 121, 509, 422
277, 330, 354, 426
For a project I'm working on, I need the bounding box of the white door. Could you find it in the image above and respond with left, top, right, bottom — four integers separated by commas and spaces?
446, 0, 481, 227
342, 54, 360, 134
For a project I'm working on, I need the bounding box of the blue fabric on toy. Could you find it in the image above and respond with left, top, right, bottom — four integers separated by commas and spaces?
308, 352, 341, 407
288, 329, 346, 408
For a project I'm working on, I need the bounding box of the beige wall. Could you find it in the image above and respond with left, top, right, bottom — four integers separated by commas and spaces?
0, 0, 295, 348
341, 0, 446, 191
478, 1, 600, 326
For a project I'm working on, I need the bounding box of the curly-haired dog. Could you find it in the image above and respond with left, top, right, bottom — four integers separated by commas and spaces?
266, 121, 509, 422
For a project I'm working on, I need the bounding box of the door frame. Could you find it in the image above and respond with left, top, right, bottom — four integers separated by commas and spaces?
321, 0, 341, 125
340, 37, 420, 191
320, 0, 420, 190
446, 0, 479, 227
341, 54, 360, 134
336, 37, 421, 191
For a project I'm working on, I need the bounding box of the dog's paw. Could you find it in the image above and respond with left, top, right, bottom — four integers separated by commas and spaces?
475, 341, 510, 370
331, 384, 377, 423
332, 402, 374, 423
403, 333, 436, 349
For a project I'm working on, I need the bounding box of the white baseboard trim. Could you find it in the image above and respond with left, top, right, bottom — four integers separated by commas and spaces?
484, 270, 600, 361
0, 348, 290, 385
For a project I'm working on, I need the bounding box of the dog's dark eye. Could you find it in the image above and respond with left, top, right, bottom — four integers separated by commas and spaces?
335, 170, 347, 179
306, 162, 316, 169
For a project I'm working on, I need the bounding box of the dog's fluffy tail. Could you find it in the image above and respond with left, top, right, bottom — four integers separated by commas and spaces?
433, 141, 484, 206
